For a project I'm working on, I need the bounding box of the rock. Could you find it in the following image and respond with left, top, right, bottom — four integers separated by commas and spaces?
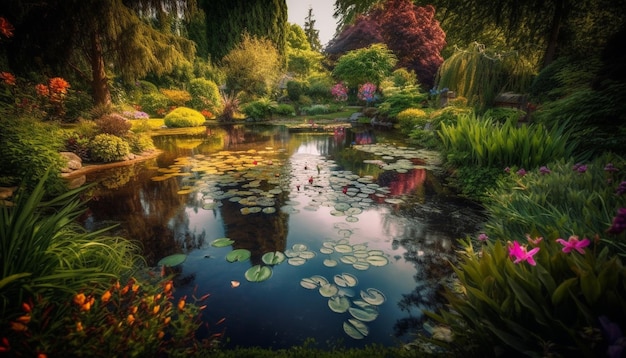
60, 152, 82, 172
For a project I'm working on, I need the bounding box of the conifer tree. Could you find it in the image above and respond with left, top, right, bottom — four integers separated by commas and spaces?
304, 7, 323, 51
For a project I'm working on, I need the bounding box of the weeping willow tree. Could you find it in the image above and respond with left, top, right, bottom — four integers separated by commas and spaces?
435, 43, 536, 110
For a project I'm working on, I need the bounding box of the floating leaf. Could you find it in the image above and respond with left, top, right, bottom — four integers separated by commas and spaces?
340, 256, 358, 264
211, 238, 234, 247
157, 254, 187, 267
334, 273, 358, 287
328, 296, 350, 313
298, 251, 316, 259
343, 320, 365, 340
310, 275, 329, 286
292, 244, 308, 252
262, 251, 286, 265
348, 306, 378, 322
262, 207, 276, 214
226, 249, 251, 263
300, 277, 319, 289
244, 265, 272, 282
288, 257, 307, 266
361, 288, 386, 305
319, 283, 339, 297
353, 262, 370, 270
323, 259, 338, 267
366, 255, 389, 267
349, 318, 369, 336
334, 244, 353, 253
320, 247, 334, 255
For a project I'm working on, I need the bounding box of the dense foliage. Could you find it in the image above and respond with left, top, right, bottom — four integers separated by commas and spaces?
163, 107, 206, 128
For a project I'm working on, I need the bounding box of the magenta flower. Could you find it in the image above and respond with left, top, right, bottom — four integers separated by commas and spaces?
504, 167, 511, 173
525, 234, 543, 246
616, 181, 626, 196
607, 208, 626, 235
556, 235, 590, 254
478, 233, 489, 242
516, 168, 527, 177
573, 163, 587, 173
508, 241, 540, 266
604, 163, 619, 172
539, 166, 551, 175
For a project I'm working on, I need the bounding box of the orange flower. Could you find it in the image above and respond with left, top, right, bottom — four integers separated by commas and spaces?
153, 305, 160, 315
130, 306, 138, 314
163, 317, 171, 325
35, 83, 49, 97
0, 17, 14, 38
16, 315, 30, 324
76, 322, 83, 332
120, 285, 129, 295
21, 302, 32, 313
155, 293, 162, 301
132, 284, 139, 293
48, 77, 70, 95
101, 290, 112, 303
73, 293, 86, 306
37, 353, 47, 358
127, 314, 135, 325
177, 298, 185, 311
0, 72, 16, 86
10, 322, 27, 332
157, 331, 165, 339
164, 281, 173, 293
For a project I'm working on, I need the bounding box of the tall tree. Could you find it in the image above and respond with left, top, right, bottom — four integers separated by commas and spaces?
200, 0, 288, 63
303, 7, 323, 51
325, 15, 383, 61
3, 0, 197, 106
286, 23, 324, 78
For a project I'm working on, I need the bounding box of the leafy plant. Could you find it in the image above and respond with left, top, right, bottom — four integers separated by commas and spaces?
124, 132, 155, 154
241, 98, 277, 120
188, 78, 221, 113
217, 92, 241, 122
160, 89, 192, 107
95, 113, 132, 136
397, 108, 428, 133
89, 134, 131, 162
377, 85, 427, 120
163, 107, 206, 128
139, 92, 169, 117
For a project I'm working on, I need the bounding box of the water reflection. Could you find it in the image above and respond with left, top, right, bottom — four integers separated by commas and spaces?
78, 124, 484, 349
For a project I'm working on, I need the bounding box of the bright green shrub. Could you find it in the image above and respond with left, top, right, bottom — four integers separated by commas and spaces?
438, 113, 578, 168
274, 103, 295, 116
188, 78, 221, 112
482, 107, 525, 124
89, 134, 130, 162
160, 89, 192, 107
139, 92, 169, 117
397, 108, 428, 133
306, 76, 333, 102
377, 85, 427, 120
0, 117, 66, 193
163, 107, 206, 128
124, 132, 155, 154
241, 98, 277, 120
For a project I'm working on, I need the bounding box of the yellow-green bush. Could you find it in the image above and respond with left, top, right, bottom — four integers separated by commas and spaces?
89, 134, 130, 162
163, 107, 206, 128
159, 89, 192, 107
397, 108, 429, 132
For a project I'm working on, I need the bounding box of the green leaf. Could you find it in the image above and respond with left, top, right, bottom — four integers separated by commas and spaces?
226, 249, 251, 263
551, 277, 577, 305
580, 271, 601, 303
211, 237, 234, 247
261, 251, 286, 265
244, 265, 272, 282
157, 253, 187, 267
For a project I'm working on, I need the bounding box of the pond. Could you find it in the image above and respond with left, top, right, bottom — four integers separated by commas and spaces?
78, 123, 485, 350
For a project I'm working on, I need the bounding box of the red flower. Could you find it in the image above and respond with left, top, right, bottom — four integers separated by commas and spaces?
0, 72, 16, 86
35, 83, 49, 97
0, 17, 14, 38
49, 77, 70, 95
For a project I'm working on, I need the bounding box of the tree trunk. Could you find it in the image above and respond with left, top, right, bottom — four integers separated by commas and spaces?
542, 0, 564, 68
90, 30, 111, 107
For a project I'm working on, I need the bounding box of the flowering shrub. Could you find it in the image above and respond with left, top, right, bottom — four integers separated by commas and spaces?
1, 278, 221, 356
34, 77, 72, 121
331, 82, 348, 102
122, 110, 149, 119
357, 82, 377, 104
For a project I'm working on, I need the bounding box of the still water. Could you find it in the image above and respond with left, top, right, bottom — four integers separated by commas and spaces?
79, 124, 484, 350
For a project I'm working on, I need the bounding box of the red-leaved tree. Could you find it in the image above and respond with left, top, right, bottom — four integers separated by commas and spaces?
324, 14, 383, 61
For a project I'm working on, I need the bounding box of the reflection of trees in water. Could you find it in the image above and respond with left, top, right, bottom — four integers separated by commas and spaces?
383, 193, 486, 337
376, 169, 427, 198
82, 161, 200, 266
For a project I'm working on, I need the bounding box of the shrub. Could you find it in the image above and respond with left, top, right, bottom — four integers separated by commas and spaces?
64, 131, 91, 160
218, 92, 241, 122
274, 103, 295, 117
0, 117, 66, 193
124, 132, 155, 154
241, 98, 277, 120
139, 92, 169, 117
188, 78, 221, 112
95, 113, 132, 136
89, 134, 131, 162
160, 89, 192, 107
300, 104, 330, 116
287, 80, 307, 102
482, 107, 525, 124
377, 85, 428, 119
397, 108, 428, 133
306, 76, 333, 102
163, 107, 206, 128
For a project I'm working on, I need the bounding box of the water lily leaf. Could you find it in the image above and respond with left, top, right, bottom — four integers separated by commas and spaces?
346, 216, 359, 222
320, 247, 334, 255
334, 273, 358, 287
298, 251, 316, 259
262, 207, 276, 214
157, 254, 187, 267
368, 250, 385, 256
244, 265, 272, 282
343, 320, 365, 339
262, 251, 286, 265
292, 243, 308, 252
348, 306, 378, 322
226, 249, 251, 263
300, 277, 319, 289
361, 288, 386, 305
366, 255, 389, 267
211, 238, 234, 247
352, 262, 370, 270
288, 257, 307, 266
340, 255, 358, 264
319, 283, 339, 297
328, 296, 350, 313
334, 244, 353, 253
323, 259, 338, 267
349, 318, 369, 336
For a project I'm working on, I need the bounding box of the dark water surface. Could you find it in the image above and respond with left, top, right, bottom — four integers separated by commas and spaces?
79, 124, 484, 350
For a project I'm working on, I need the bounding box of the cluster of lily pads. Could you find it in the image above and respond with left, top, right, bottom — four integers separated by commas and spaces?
300, 273, 386, 340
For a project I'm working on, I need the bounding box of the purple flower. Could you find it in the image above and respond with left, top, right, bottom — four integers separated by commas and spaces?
478, 233, 489, 242
599, 316, 624, 358
539, 166, 551, 175
504, 167, 511, 173
607, 208, 626, 235
508, 241, 540, 266
556, 235, 590, 254
516, 168, 526, 177
616, 181, 626, 196
573, 163, 588, 173
604, 163, 619, 172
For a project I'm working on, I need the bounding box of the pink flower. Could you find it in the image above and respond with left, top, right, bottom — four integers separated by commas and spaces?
556, 235, 590, 254
508, 241, 540, 266
478, 233, 489, 242
525, 234, 543, 246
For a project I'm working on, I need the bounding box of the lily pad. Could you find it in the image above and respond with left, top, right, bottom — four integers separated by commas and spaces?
157, 253, 187, 267
288, 257, 307, 266
298, 251, 316, 259
334, 244, 353, 253
226, 249, 251, 263
323, 259, 338, 267
211, 238, 234, 247
349, 318, 369, 336
334, 273, 358, 287
352, 262, 370, 270
366, 255, 389, 267
300, 277, 319, 289
319, 283, 339, 297
348, 306, 379, 322
244, 265, 272, 282
328, 296, 350, 313
361, 288, 386, 305
262, 251, 286, 265
343, 320, 367, 340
